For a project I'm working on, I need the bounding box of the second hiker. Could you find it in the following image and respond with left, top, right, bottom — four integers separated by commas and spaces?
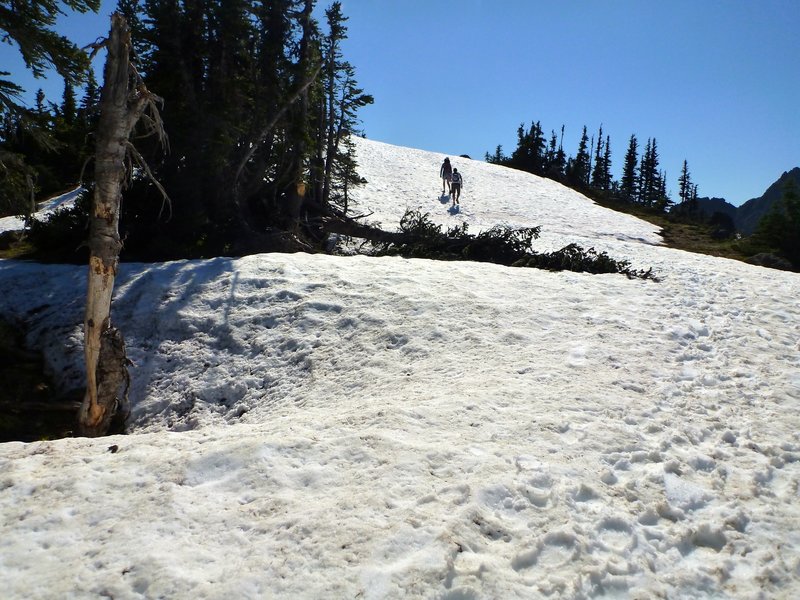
450, 168, 463, 206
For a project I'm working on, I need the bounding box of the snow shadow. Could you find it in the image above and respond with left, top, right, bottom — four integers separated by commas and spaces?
111, 258, 243, 425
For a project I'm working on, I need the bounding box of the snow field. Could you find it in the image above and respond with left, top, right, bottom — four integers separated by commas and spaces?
0, 138, 798, 598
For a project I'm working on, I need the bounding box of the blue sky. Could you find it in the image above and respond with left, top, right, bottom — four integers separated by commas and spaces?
2, 0, 798, 205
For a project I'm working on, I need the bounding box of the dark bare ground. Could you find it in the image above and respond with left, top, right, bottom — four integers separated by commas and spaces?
0, 317, 79, 442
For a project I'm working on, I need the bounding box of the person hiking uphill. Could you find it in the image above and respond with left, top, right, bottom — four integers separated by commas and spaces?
450, 168, 463, 206
440, 157, 452, 194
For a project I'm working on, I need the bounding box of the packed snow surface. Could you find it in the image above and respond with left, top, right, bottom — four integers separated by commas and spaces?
1, 138, 799, 598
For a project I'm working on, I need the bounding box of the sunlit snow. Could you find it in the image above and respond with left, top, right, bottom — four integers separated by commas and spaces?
1, 138, 798, 598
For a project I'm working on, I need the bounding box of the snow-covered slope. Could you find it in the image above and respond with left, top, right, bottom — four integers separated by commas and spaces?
349, 137, 663, 254
0, 187, 81, 234
0, 138, 798, 599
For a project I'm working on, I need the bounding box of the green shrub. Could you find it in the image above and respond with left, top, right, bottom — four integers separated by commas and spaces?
379, 210, 658, 280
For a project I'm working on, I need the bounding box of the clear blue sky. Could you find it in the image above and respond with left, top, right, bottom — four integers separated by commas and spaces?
2, 0, 798, 205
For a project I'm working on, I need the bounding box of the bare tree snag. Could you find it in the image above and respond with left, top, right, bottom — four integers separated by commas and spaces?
79, 13, 163, 437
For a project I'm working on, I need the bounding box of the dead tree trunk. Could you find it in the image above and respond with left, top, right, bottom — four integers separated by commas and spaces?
78, 13, 162, 437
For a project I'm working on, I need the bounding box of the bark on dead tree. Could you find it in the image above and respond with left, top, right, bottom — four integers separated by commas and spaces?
78, 13, 163, 437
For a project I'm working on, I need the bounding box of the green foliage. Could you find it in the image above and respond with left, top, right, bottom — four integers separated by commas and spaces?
387, 209, 539, 264
745, 181, 800, 268
0, 1, 100, 85
0, 148, 36, 216
379, 210, 657, 280
25, 188, 90, 263
103, 0, 373, 258
513, 244, 658, 280
0, 0, 101, 215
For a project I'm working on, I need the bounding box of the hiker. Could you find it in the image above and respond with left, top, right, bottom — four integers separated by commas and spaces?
450, 168, 463, 205
440, 158, 452, 194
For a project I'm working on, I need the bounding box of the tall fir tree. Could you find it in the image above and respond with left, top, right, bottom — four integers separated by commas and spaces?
568, 126, 591, 187
678, 160, 693, 203
602, 134, 612, 190
620, 134, 639, 202
95, 0, 371, 259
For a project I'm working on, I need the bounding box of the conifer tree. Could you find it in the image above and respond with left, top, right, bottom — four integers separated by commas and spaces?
77, 70, 100, 131
568, 126, 591, 187
678, 160, 693, 203
551, 125, 567, 179
620, 134, 638, 202
602, 134, 612, 190
319, 2, 373, 210
485, 145, 508, 165
509, 121, 546, 176
93, 0, 371, 258
590, 126, 604, 189
638, 138, 662, 206
0, 0, 100, 86
60, 81, 77, 126
750, 180, 800, 267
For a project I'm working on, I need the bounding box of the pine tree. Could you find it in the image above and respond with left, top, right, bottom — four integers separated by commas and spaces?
602, 134, 612, 190
750, 180, 800, 268
98, 0, 371, 258
60, 81, 77, 126
590, 127, 611, 190
485, 145, 506, 164
546, 131, 557, 169
552, 125, 567, 179
0, 0, 100, 86
638, 138, 661, 206
509, 121, 546, 176
0, 1, 101, 213
678, 160, 693, 203
590, 126, 604, 189
620, 134, 638, 202
568, 126, 591, 187
318, 2, 373, 209
77, 70, 100, 130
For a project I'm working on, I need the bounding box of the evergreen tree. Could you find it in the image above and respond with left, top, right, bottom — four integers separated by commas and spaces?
0, 1, 100, 213
60, 81, 77, 126
485, 145, 506, 164
638, 138, 662, 206
590, 126, 604, 189
567, 126, 591, 187
590, 127, 612, 191
77, 70, 100, 131
509, 121, 544, 175
545, 131, 558, 170
602, 134, 612, 190
0, 0, 99, 87
678, 160, 693, 203
750, 180, 800, 268
620, 134, 638, 202
551, 125, 567, 180
655, 169, 671, 211
97, 0, 371, 258
319, 2, 373, 209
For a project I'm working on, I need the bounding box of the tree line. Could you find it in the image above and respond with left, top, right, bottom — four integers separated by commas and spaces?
486, 121, 699, 212
487, 120, 799, 270
0, 0, 375, 435
1, 0, 373, 260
